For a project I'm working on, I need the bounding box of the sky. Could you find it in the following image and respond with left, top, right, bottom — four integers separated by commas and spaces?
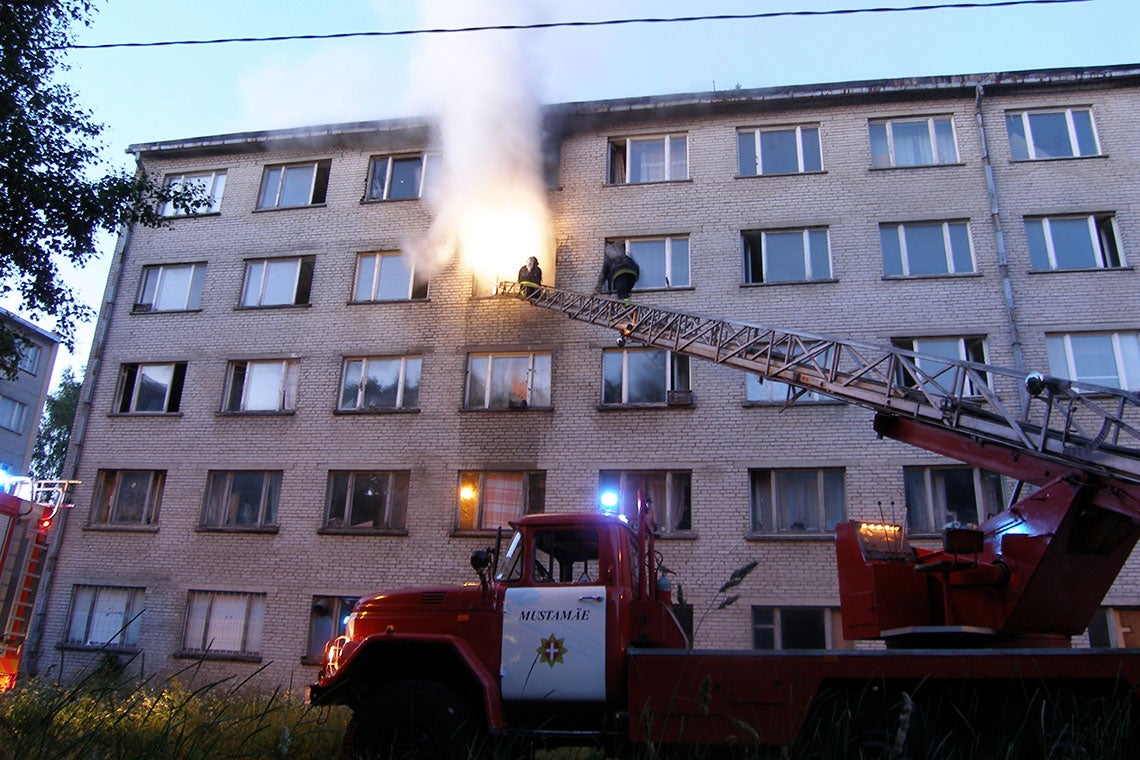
23, 0, 1140, 385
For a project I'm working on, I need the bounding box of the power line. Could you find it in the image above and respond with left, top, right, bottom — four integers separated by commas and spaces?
57, 0, 1092, 51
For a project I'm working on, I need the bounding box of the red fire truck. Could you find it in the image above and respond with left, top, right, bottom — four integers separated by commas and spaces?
0, 478, 74, 692
310, 286, 1140, 757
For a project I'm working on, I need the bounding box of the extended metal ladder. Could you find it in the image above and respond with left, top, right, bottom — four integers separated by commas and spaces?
498, 283, 1140, 487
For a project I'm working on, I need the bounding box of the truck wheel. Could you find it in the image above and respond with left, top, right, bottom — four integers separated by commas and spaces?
343, 679, 482, 760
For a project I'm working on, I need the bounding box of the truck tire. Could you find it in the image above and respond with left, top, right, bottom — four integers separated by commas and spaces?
343, 679, 482, 760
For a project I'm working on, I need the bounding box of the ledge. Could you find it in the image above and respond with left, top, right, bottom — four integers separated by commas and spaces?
83, 524, 160, 533
318, 527, 408, 536
735, 170, 828, 179
195, 525, 280, 535
333, 407, 420, 416
174, 650, 262, 663
745, 531, 838, 542
57, 643, 141, 655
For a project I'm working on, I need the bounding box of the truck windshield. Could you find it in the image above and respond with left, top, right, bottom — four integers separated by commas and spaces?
496, 530, 524, 581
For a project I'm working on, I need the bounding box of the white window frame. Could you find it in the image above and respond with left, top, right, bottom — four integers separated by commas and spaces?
223, 359, 298, 413
618, 236, 690, 290
602, 348, 690, 405
1025, 214, 1123, 271
742, 228, 831, 284
1006, 107, 1100, 160
752, 606, 841, 650
160, 170, 226, 216
870, 116, 958, 167
136, 262, 207, 312
325, 470, 409, 531
16, 343, 41, 374
609, 134, 688, 183
365, 153, 441, 200
66, 585, 145, 649
904, 465, 1005, 533
352, 252, 428, 302
307, 595, 359, 660
457, 470, 545, 531
240, 256, 313, 308
881, 221, 974, 276
0, 395, 27, 433
256, 160, 330, 209
749, 468, 846, 534
182, 590, 266, 656
202, 470, 282, 528
745, 374, 832, 405
465, 352, 552, 410
598, 469, 692, 533
92, 469, 164, 526
737, 125, 822, 175
116, 362, 185, 414
892, 336, 988, 397
1046, 332, 1140, 391
339, 356, 421, 411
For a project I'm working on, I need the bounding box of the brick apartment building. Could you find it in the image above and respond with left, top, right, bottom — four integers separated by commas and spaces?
0, 310, 59, 478
25, 64, 1140, 688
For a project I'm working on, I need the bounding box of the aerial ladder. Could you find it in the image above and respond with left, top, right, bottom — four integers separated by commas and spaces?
498, 282, 1140, 648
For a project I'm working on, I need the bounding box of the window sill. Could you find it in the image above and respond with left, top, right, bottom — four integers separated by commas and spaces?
346, 298, 430, 306
742, 399, 843, 408
253, 204, 327, 213
881, 272, 983, 282
131, 307, 204, 315
234, 303, 312, 311
1009, 154, 1106, 164
605, 178, 692, 188
318, 527, 408, 536
359, 196, 425, 204
300, 655, 324, 666
84, 523, 159, 533
656, 530, 698, 541
458, 405, 554, 413
334, 408, 420, 416
735, 170, 828, 179
745, 531, 837, 541
596, 402, 693, 411
215, 410, 296, 417
741, 279, 838, 288
450, 529, 505, 539
57, 643, 141, 655
195, 526, 280, 535
869, 162, 966, 171
174, 650, 262, 663
108, 412, 184, 418
1027, 266, 1132, 275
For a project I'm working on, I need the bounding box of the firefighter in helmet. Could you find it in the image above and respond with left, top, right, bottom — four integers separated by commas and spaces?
518, 256, 542, 298
596, 242, 640, 302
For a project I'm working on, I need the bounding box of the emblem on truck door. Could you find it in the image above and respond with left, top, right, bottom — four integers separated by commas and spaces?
536, 634, 567, 667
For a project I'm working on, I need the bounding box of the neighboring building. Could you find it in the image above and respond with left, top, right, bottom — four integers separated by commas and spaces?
27, 64, 1140, 687
0, 310, 59, 477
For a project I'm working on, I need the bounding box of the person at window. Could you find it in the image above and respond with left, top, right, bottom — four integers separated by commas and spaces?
518, 256, 542, 298
596, 242, 640, 302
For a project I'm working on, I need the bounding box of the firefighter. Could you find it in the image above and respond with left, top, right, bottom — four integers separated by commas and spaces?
518, 256, 542, 298
596, 242, 640, 302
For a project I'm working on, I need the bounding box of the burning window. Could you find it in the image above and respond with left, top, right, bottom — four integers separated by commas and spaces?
608, 134, 687, 183
869, 116, 958, 168
1006, 107, 1100, 160
353, 252, 428, 301
256, 160, 330, 208
737, 125, 822, 175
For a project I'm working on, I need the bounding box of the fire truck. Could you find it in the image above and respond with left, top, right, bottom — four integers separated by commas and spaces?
310, 285, 1140, 758
0, 478, 74, 692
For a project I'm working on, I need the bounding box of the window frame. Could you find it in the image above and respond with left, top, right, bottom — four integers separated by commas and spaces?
222, 359, 298, 413
306, 595, 359, 661
352, 251, 428, 302
904, 464, 1005, 533
601, 348, 690, 406
16, 343, 41, 374
891, 336, 988, 397
869, 115, 959, 168
464, 352, 552, 410
323, 470, 409, 532
598, 469, 693, 534
608, 134, 688, 184
880, 221, 975, 277
339, 356, 421, 412
742, 227, 832, 284
1025, 214, 1123, 271
160, 170, 226, 216
737, 125, 823, 176
365, 153, 441, 201
1046, 332, 1140, 391
201, 470, 282, 529
0, 395, 28, 433
751, 606, 840, 650
135, 262, 207, 313
115, 362, 186, 414
91, 469, 165, 527
240, 256, 314, 308
180, 590, 266, 659
744, 374, 834, 405
1006, 107, 1101, 160
613, 236, 690, 290
749, 467, 846, 534
65, 585, 145, 650
256, 160, 331, 209
456, 470, 545, 532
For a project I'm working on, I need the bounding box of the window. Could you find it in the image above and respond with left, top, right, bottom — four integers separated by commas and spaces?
532, 528, 601, 584
891, 337, 987, 396
202, 471, 281, 528
223, 360, 298, 412
1025, 214, 1122, 271
881, 221, 974, 276
465, 352, 551, 409
0, 395, 27, 433
16, 343, 41, 374
1046, 332, 1140, 390
745, 374, 831, 404
1006, 108, 1100, 160
457, 471, 545, 531
1088, 608, 1140, 648
115, 362, 186, 413
66, 585, 144, 649
599, 470, 692, 533
737, 125, 822, 175
743, 228, 831, 284
352, 252, 428, 301
339, 356, 421, 411
750, 468, 845, 533
608, 134, 688, 183
904, 465, 1004, 532
160, 170, 226, 216
325, 471, 409, 531
365, 153, 441, 200
602, 348, 690, 405
870, 116, 958, 167
752, 606, 835, 650
240, 257, 314, 307
307, 596, 358, 660
611, 236, 689, 290
92, 470, 164, 526
182, 590, 265, 657
135, 263, 207, 312
256, 160, 330, 209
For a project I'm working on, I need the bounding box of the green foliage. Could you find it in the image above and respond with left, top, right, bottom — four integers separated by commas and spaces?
30, 366, 81, 479
0, 0, 209, 369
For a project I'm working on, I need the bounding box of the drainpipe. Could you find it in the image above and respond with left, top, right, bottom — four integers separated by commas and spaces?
23, 159, 139, 678
974, 83, 1026, 375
